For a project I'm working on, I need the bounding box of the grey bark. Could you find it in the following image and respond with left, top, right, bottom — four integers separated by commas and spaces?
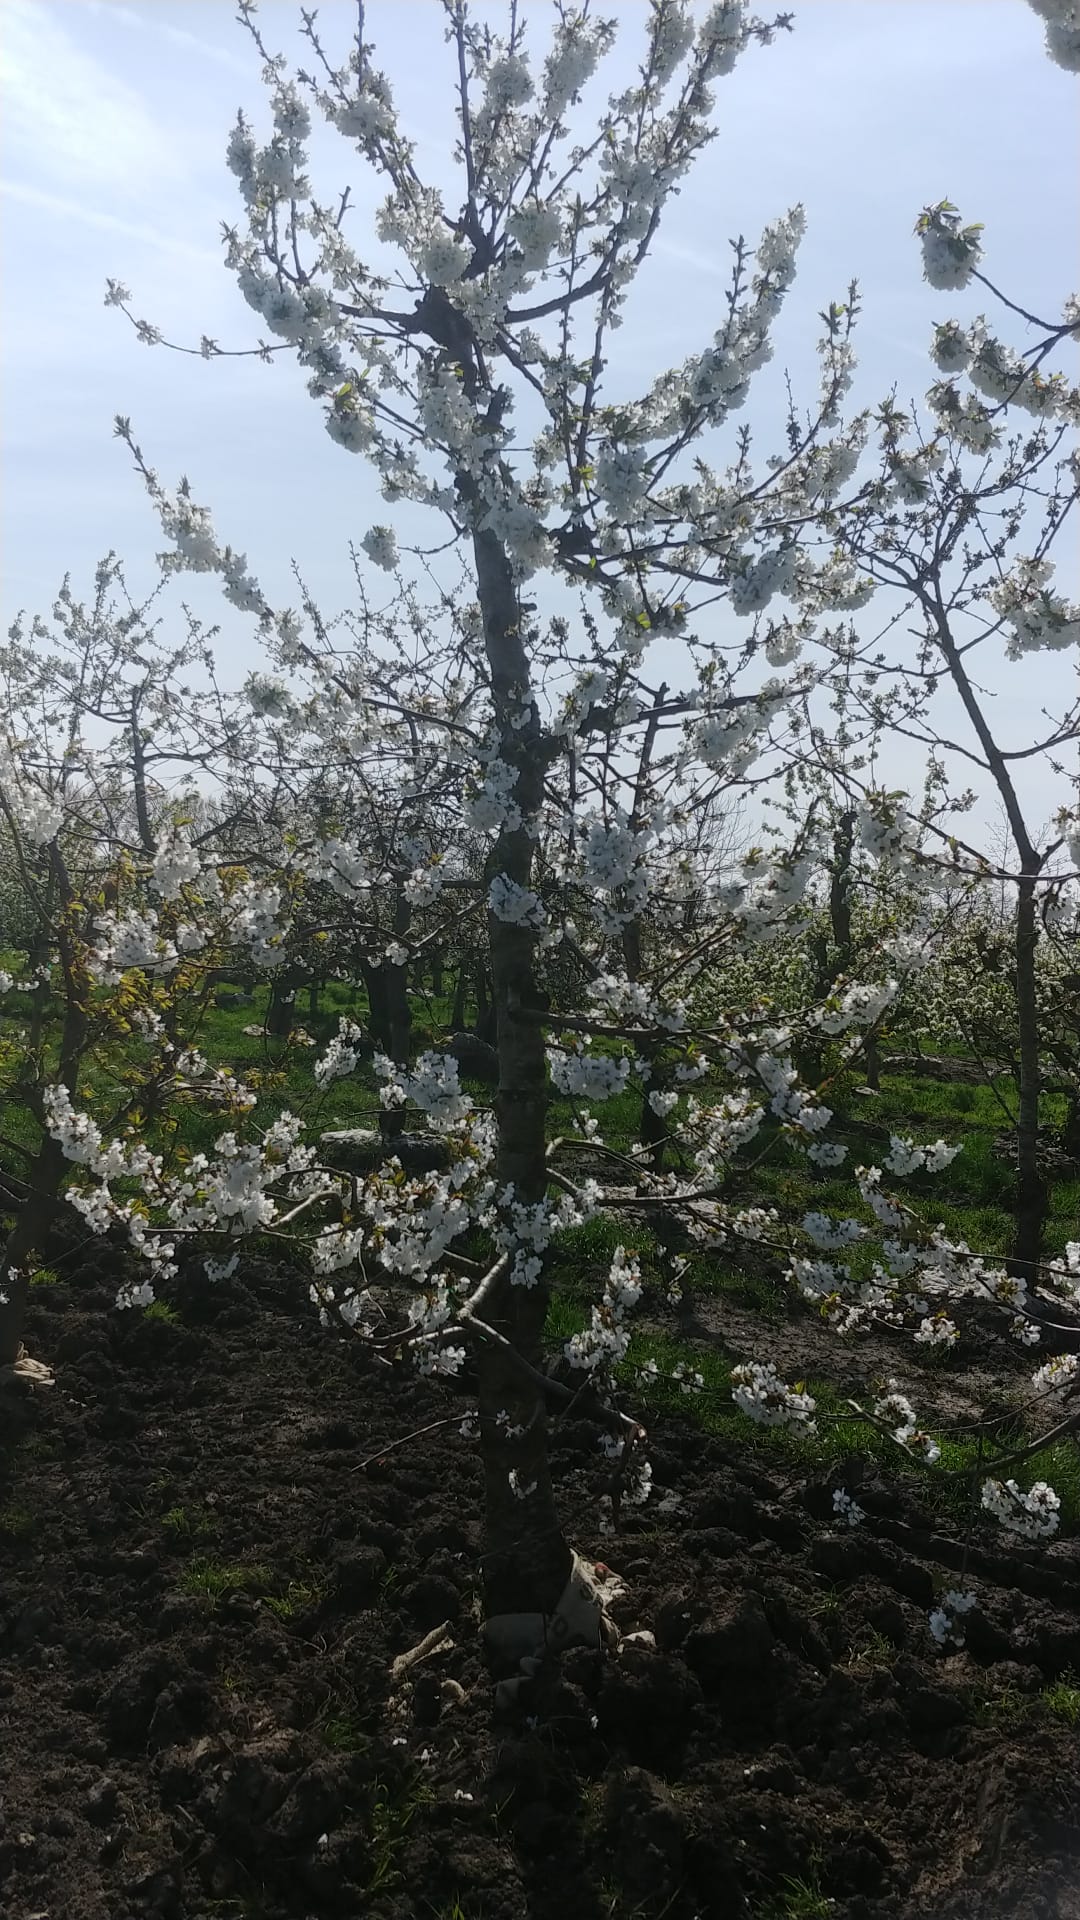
360, 890, 413, 1149
471, 522, 572, 1620
929, 594, 1047, 1278
1013, 872, 1046, 1281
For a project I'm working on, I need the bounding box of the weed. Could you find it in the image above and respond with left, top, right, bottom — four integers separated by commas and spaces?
1040, 1674, 1080, 1725
161, 1504, 216, 1540
597, 1882, 683, 1920
178, 1553, 324, 1619
0, 1503, 33, 1539
143, 1300, 180, 1324
367, 1773, 433, 1896
968, 1681, 1031, 1731
486, 1788, 516, 1837
320, 1710, 371, 1752
805, 1585, 844, 1622
12, 1430, 59, 1462
179, 1555, 273, 1602
263, 1576, 323, 1621
844, 1625, 896, 1672
200, 1900, 273, 1920
29, 1267, 59, 1287
758, 1868, 835, 1920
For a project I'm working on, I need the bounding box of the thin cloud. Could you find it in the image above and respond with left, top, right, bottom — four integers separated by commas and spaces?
653, 236, 732, 279
0, 0, 180, 193
0, 179, 219, 267
82, 1, 254, 78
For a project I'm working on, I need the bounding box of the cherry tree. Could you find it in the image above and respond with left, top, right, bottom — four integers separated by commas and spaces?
0, 559, 257, 1376
17, 0, 1076, 1649
791, 211, 1080, 1275
103, 0, 859, 1628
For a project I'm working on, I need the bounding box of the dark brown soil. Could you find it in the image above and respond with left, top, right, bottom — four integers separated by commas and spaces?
3, 1249, 1080, 1920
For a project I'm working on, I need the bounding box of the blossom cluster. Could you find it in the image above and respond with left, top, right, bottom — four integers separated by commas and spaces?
565, 1246, 643, 1375
315, 1019, 367, 1090
990, 557, 1080, 659
731, 1360, 817, 1434
929, 1588, 976, 1649
548, 1044, 632, 1103
980, 1477, 1061, 1542
872, 1381, 941, 1463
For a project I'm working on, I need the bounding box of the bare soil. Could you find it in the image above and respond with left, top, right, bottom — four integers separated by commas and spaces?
2, 1246, 1080, 1920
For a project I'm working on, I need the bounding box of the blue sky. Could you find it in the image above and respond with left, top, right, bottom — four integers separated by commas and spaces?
1, 0, 1077, 827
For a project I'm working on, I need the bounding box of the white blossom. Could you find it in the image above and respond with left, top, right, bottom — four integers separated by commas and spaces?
916, 202, 984, 291
929, 1588, 976, 1648
832, 1488, 865, 1528
1026, 0, 1080, 72
913, 1313, 959, 1349
981, 1477, 1060, 1542
731, 1360, 816, 1434
151, 831, 201, 901
488, 874, 546, 927
315, 1019, 367, 1090
360, 524, 399, 571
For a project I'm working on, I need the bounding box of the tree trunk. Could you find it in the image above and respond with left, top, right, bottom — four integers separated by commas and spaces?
474, 957, 496, 1045
624, 692, 668, 1171
928, 603, 1046, 1282
449, 955, 469, 1031
472, 521, 571, 1621
0, 1136, 71, 1368
386, 893, 413, 1061
1012, 872, 1046, 1280
0, 870, 90, 1369
623, 918, 666, 1171
801, 812, 855, 1088
864, 1032, 881, 1092
360, 891, 413, 1148
266, 967, 300, 1039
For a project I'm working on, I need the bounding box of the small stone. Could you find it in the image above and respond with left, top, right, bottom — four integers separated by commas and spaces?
83, 1774, 119, 1820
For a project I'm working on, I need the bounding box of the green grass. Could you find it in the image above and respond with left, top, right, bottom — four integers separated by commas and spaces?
144, 1300, 181, 1324
178, 1555, 275, 1602
177, 1553, 324, 1618
262, 1576, 324, 1621
0, 1503, 34, 1539
0, 973, 392, 1188
843, 1625, 897, 1672
969, 1679, 1030, 1731
543, 1283, 1080, 1529
319, 1709, 371, 1753
161, 1504, 217, 1540
969, 1672, 1080, 1732
756, 1868, 834, 1920
551, 1209, 778, 1313
1041, 1674, 1080, 1725
805, 1585, 844, 1622
5, 976, 1080, 1526
366, 1773, 434, 1897
553, 1212, 656, 1265
597, 1882, 683, 1920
